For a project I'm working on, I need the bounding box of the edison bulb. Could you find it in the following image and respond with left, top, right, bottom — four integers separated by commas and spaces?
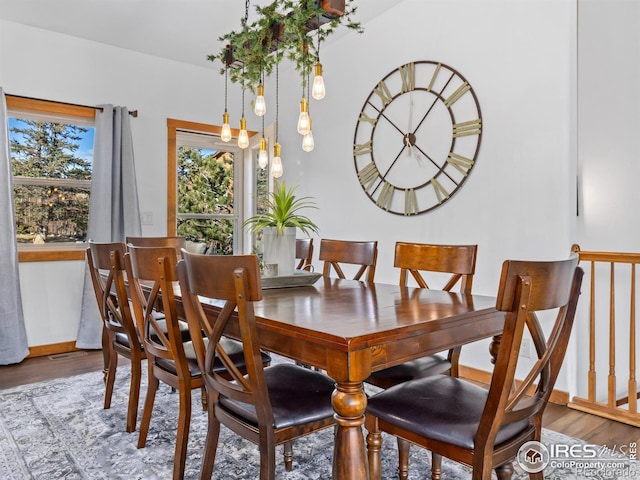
271, 142, 283, 178
238, 117, 249, 149
254, 84, 266, 116
302, 131, 314, 152
221, 111, 232, 142
297, 98, 311, 135
302, 130, 314, 152
312, 62, 326, 100
258, 137, 268, 168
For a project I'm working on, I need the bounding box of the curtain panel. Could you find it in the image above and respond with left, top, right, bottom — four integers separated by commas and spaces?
76, 105, 141, 348
0, 87, 29, 364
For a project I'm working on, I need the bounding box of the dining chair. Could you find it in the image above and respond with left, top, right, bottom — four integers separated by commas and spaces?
86, 240, 144, 433
364, 242, 478, 476
125, 245, 271, 480
365, 255, 584, 480
125, 245, 206, 480
367, 242, 478, 388
295, 237, 314, 271
319, 238, 378, 282
177, 251, 336, 480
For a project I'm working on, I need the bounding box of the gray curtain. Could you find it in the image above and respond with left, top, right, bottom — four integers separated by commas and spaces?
76, 105, 141, 348
0, 87, 29, 365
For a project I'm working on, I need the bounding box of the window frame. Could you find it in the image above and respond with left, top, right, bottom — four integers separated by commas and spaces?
7, 96, 96, 263
167, 118, 257, 253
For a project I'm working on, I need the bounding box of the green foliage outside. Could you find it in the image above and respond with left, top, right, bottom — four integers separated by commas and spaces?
10, 120, 91, 243
177, 146, 236, 255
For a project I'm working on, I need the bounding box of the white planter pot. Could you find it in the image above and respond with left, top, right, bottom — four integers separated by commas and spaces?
262, 226, 296, 277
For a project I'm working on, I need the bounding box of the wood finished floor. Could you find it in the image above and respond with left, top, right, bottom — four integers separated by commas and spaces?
1, 350, 638, 449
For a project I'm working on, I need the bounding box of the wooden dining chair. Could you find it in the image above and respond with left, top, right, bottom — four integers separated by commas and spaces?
125, 245, 206, 480
177, 251, 336, 480
295, 237, 314, 271
86, 241, 144, 433
365, 256, 583, 480
364, 242, 478, 476
367, 242, 478, 388
319, 238, 378, 282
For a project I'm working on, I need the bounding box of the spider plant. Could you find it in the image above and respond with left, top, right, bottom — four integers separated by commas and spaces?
244, 181, 319, 236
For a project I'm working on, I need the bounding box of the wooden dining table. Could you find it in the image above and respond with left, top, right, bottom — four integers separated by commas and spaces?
194, 276, 505, 480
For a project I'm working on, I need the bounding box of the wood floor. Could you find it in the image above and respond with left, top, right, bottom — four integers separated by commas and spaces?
1, 350, 639, 449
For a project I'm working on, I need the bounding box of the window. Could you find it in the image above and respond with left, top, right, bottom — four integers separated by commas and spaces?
7, 97, 95, 262
168, 119, 263, 255
176, 131, 239, 255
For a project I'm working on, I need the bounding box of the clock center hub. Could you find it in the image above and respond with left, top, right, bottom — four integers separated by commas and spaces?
403, 132, 416, 147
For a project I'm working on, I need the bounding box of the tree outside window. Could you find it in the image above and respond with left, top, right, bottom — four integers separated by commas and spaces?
9, 117, 93, 245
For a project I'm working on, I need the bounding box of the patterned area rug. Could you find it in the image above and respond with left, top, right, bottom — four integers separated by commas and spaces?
0, 358, 633, 479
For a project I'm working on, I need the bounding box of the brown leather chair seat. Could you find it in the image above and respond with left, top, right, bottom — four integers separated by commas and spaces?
366, 356, 452, 387
366, 375, 529, 450
218, 363, 336, 428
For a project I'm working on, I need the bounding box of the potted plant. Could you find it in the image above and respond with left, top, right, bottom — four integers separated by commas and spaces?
245, 181, 319, 276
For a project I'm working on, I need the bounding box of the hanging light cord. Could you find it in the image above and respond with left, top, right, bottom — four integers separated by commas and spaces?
275, 41, 279, 142
224, 51, 228, 111
241, 0, 250, 116
317, 15, 321, 60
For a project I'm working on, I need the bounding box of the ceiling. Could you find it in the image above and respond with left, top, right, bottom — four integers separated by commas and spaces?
0, 0, 397, 69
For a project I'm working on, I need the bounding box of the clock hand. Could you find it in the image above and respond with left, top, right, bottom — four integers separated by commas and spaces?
366, 100, 406, 139
411, 72, 455, 136
411, 146, 423, 166
407, 93, 414, 157
413, 143, 458, 186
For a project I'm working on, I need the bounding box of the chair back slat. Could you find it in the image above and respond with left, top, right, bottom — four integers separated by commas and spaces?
319, 239, 378, 282
126, 245, 185, 368
178, 251, 272, 418
87, 241, 134, 337
296, 238, 314, 271
478, 255, 583, 445
394, 242, 477, 293
126, 236, 187, 258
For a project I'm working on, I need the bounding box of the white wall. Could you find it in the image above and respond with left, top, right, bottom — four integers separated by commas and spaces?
280, 0, 578, 382
0, 18, 229, 346
4, 0, 630, 397
573, 0, 640, 400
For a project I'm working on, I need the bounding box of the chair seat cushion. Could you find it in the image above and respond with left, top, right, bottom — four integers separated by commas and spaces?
115, 318, 191, 348
366, 375, 529, 450
366, 354, 451, 388
155, 336, 271, 378
219, 363, 335, 429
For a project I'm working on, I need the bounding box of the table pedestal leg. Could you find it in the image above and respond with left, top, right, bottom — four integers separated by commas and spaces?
331, 381, 369, 480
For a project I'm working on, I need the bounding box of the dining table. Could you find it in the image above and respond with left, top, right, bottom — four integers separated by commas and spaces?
194, 275, 505, 480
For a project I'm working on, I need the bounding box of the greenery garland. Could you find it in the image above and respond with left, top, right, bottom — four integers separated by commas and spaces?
208, 0, 363, 91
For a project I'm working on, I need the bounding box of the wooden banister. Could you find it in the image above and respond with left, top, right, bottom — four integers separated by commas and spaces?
568, 244, 640, 426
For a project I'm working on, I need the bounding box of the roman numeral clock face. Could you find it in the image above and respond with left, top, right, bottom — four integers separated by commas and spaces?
353, 61, 482, 215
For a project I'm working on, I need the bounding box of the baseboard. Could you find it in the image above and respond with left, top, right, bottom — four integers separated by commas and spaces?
27, 341, 83, 358
459, 365, 570, 405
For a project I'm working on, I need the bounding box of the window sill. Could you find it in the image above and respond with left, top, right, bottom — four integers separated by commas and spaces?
18, 244, 87, 262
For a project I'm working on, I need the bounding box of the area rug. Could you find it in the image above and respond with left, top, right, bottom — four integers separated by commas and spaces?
0, 358, 634, 479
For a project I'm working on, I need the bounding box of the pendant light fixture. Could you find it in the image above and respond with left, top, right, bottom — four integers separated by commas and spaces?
271, 41, 283, 178
312, 20, 326, 100
302, 64, 314, 152
237, 0, 250, 149
220, 45, 232, 142
254, 69, 266, 116
258, 111, 268, 169
297, 43, 311, 136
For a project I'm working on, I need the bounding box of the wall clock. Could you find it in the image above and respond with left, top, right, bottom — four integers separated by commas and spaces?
353, 61, 482, 215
